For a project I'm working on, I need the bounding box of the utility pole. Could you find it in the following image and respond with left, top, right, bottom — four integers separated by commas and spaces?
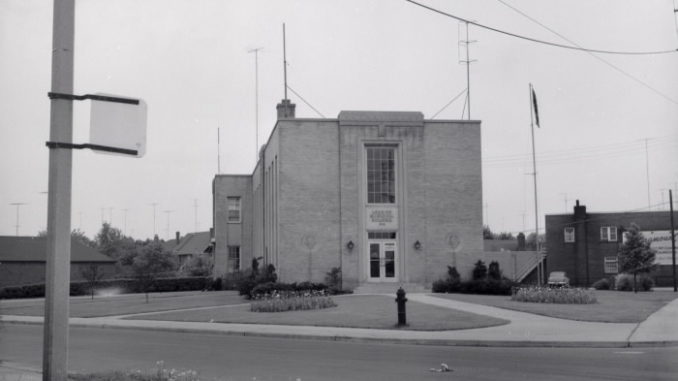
248, 47, 263, 162
122, 208, 128, 236
163, 210, 173, 240
43, 1, 75, 379
645, 139, 651, 209
670, 190, 676, 292
193, 199, 198, 232
9, 202, 27, 236
149, 203, 158, 237
560, 193, 569, 213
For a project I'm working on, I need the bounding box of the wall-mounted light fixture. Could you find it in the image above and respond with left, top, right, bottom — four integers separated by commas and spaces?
346, 240, 355, 251
414, 240, 422, 250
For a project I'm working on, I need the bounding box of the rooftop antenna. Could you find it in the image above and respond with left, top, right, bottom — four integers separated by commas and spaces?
193, 198, 198, 232
9, 202, 27, 236
217, 127, 221, 174
248, 47, 263, 162
163, 210, 173, 240
283, 23, 288, 100
122, 208, 128, 236
149, 202, 158, 237
458, 21, 476, 120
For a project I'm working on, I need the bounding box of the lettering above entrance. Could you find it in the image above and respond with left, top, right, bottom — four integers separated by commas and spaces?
366, 206, 398, 230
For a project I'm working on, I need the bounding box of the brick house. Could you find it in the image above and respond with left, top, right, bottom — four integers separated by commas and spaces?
212, 99, 483, 290
545, 200, 677, 287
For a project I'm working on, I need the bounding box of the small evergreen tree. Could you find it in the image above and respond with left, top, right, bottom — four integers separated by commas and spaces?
488, 261, 502, 280
618, 223, 656, 293
472, 260, 487, 280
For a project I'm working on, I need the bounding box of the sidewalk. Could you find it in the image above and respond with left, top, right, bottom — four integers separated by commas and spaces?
0, 362, 42, 381
2, 293, 677, 348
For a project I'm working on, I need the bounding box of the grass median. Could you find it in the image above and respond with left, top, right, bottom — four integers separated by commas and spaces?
430, 290, 678, 323
126, 294, 510, 331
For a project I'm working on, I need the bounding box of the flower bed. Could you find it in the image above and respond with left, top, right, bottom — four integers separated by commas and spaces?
511, 286, 597, 304
250, 289, 337, 312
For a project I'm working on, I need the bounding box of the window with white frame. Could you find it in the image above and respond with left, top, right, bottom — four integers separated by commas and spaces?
227, 245, 240, 271
564, 227, 575, 243
600, 226, 617, 242
227, 197, 241, 223
366, 146, 396, 204
604, 256, 618, 274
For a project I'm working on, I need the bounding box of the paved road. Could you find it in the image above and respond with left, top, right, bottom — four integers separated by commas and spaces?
1, 324, 676, 381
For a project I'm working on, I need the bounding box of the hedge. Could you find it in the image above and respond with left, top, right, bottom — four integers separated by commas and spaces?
0, 276, 210, 300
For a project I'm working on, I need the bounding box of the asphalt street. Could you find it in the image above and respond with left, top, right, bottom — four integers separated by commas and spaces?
1, 324, 677, 381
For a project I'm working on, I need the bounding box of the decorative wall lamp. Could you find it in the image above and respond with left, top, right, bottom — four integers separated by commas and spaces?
346, 240, 355, 251
414, 240, 422, 250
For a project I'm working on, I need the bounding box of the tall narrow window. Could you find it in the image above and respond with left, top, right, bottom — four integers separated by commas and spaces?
563, 227, 575, 243
228, 245, 240, 271
227, 197, 241, 223
366, 146, 396, 204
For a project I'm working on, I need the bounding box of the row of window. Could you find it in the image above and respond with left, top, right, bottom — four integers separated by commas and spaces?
563, 226, 618, 243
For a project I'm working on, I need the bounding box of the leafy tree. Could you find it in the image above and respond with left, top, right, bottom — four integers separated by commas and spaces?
488, 261, 502, 280
131, 241, 177, 303
472, 260, 488, 280
618, 223, 656, 293
182, 254, 213, 277
38, 229, 96, 248
497, 232, 515, 240
80, 264, 105, 299
525, 232, 546, 251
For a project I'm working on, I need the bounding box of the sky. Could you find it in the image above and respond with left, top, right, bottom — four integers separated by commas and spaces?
1, 0, 677, 241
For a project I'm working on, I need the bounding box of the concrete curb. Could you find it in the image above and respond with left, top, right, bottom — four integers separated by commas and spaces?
3, 317, 677, 349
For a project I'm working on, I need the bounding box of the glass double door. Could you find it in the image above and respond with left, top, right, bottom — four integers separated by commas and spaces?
368, 240, 397, 281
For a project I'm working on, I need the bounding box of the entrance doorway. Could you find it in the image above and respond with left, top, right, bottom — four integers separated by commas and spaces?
368, 238, 397, 281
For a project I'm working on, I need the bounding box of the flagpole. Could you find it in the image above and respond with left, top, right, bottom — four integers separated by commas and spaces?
529, 83, 541, 285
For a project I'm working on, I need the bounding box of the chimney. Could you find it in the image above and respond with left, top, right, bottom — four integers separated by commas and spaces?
176, 231, 181, 244
276, 99, 296, 119
574, 199, 587, 220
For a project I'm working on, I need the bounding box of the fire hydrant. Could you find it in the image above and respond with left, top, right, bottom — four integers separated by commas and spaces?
395, 287, 408, 327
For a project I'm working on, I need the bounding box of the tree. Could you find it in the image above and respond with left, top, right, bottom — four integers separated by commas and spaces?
472, 260, 488, 280
80, 264, 105, 299
483, 225, 494, 240
38, 229, 96, 248
488, 261, 502, 280
182, 254, 213, 277
618, 223, 656, 293
525, 232, 546, 251
131, 241, 177, 303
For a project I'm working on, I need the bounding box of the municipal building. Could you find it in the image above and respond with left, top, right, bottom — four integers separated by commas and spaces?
212, 99, 483, 290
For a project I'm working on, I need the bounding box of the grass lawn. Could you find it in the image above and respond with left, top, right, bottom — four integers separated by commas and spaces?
430, 290, 678, 323
0, 291, 244, 317
128, 294, 510, 331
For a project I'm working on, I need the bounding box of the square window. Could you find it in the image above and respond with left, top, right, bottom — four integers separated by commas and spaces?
227, 197, 241, 223
604, 256, 618, 274
600, 226, 617, 242
564, 227, 575, 243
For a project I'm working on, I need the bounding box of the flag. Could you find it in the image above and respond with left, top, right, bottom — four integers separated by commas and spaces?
531, 86, 540, 128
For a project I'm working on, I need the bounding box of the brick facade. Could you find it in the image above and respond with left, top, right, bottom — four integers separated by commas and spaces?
545, 201, 677, 287
213, 110, 483, 290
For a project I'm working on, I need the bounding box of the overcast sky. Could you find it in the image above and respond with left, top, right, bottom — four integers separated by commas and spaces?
1, 0, 677, 241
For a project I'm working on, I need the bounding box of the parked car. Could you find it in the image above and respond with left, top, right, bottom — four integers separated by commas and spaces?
547, 271, 570, 288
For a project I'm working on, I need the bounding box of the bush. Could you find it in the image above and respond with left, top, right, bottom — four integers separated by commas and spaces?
615, 273, 654, 292
511, 287, 597, 304
432, 264, 515, 295
250, 281, 328, 299
250, 295, 337, 313
0, 276, 210, 299
488, 261, 502, 281
472, 260, 487, 280
325, 267, 342, 293
592, 278, 611, 290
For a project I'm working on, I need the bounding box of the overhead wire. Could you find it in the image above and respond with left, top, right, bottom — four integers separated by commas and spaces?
494, 0, 678, 106
286, 85, 326, 118
431, 88, 467, 119
404, 0, 678, 56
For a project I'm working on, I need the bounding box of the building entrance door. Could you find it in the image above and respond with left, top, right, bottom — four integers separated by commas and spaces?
368, 240, 397, 281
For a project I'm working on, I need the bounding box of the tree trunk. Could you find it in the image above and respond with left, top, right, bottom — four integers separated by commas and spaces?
145, 291, 149, 303
633, 273, 637, 293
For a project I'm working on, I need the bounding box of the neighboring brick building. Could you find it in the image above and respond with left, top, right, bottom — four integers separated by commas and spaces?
213, 100, 483, 290
545, 201, 677, 287
0, 236, 116, 288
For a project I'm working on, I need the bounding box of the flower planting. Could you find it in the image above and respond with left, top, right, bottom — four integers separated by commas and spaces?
250, 288, 337, 312
511, 286, 597, 304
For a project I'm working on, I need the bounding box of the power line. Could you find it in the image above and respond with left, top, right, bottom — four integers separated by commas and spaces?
286, 85, 326, 118
494, 0, 678, 106
404, 0, 678, 55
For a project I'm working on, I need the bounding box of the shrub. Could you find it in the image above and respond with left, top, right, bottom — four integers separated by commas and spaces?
250, 295, 337, 313
615, 273, 653, 292
511, 286, 597, 304
325, 267, 342, 293
250, 281, 328, 299
488, 261, 502, 280
432, 264, 515, 295
592, 278, 611, 290
472, 260, 487, 280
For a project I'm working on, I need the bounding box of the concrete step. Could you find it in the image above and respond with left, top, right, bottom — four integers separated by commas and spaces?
353, 282, 430, 295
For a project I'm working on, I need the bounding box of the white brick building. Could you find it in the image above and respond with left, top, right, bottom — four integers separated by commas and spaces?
212, 100, 483, 290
